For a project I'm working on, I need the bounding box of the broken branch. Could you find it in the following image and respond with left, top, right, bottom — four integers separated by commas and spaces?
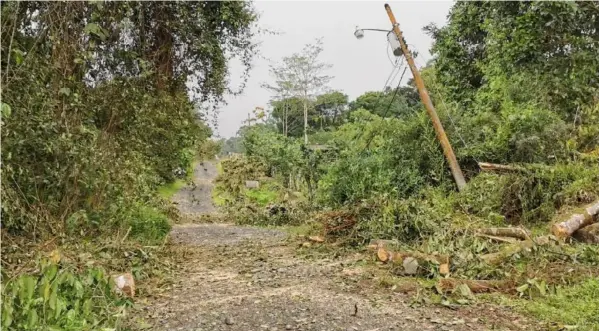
478, 162, 528, 173
476, 227, 531, 241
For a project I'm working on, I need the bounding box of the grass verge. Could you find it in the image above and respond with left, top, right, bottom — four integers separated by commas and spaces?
157, 159, 199, 199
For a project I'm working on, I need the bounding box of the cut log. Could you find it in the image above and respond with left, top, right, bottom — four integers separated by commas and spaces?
439, 263, 450, 276
573, 223, 599, 244
476, 228, 531, 241
377, 247, 389, 262
479, 240, 534, 265
478, 162, 528, 173
375, 248, 449, 265
437, 278, 512, 293
551, 201, 599, 239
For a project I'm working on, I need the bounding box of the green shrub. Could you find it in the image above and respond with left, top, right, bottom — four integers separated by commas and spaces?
352, 187, 456, 244
458, 163, 599, 224
1, 260, 127, 331
126, 205, 171, 243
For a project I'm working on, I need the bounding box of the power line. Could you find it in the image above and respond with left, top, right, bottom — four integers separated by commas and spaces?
361, 65, 408, 152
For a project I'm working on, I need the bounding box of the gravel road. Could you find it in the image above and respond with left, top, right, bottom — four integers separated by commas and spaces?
137, 161, 537, 331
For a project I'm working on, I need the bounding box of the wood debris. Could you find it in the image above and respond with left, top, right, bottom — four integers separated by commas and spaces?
439, 263, 450, 276
477, 162, 528, 173
308, 235, 325, 243
551, 200, 599, 239
475, 227, 531, 241
112, 273, 135, 297
573, 223, 599, 244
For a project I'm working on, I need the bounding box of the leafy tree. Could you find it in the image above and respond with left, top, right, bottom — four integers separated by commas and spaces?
263, 39, 333, 144
425, 1, 599, 117
314, 91, 349, 128
270, 97, 314, 137
219, 136, 244, 155
348, 85, 420, 118
0, 1, 259, 236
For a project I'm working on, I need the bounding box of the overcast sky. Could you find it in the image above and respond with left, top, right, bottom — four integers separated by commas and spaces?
214, 1, 453, 138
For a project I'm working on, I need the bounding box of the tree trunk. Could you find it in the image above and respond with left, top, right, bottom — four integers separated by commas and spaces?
551, 200, 599, 239
303, 98, 308, 144
573, 223, 599, 244
284, 102, 288, 136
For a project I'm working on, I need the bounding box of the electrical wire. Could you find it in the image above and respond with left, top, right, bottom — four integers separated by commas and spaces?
361, 65, 408, 152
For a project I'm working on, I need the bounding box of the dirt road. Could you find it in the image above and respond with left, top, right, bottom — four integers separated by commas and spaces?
139, 161, 536, 331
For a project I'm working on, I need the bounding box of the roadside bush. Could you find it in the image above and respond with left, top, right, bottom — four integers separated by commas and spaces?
352, 187, 456, 244
1, 260, 127, 331
458, 102, 570, 164
318, 110, 450, 206
126, 204, 171, 243
214, 156, 267, 199
458, 163, 599, 224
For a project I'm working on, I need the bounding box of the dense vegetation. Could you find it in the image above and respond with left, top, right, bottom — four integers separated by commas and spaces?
216, 2, 599, 329
2, 1, 598, 329
1, 1, 257, 329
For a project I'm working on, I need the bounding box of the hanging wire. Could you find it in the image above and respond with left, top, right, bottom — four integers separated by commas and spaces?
361, 65, 408, 152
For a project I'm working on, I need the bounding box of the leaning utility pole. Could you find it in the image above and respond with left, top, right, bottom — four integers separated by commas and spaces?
384, 3, 466, 191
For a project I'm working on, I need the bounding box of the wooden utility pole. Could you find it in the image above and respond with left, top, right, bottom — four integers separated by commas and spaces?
384, 3, 466, 191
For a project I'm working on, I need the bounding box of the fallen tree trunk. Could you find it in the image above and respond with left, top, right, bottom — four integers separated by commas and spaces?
551, 201, 599, 239
476, 227, 531, 241
573, 223, 599, 244
375, 248, 450, 275
437, 278, 512, 293
478, 162, 528, 173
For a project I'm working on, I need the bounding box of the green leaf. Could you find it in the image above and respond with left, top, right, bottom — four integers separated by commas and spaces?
456, 283, 473, 298
19, 276, 36, 303
11, 49, 24, 65
27, 309, 38, 328
1, 103, 11, 118
49, 290, 57, 310
59, 87, 71, 96
516, 283, 529, 293
84, 23, 107, 41
45, 264, 59, 281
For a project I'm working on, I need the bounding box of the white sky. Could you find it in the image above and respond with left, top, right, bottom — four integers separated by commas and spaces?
215, 1, 453, 138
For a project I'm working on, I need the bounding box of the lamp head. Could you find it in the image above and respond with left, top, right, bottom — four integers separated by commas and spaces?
354, 27, 364, 40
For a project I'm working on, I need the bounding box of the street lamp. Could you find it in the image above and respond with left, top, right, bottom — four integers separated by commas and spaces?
354, 26, 403, 57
